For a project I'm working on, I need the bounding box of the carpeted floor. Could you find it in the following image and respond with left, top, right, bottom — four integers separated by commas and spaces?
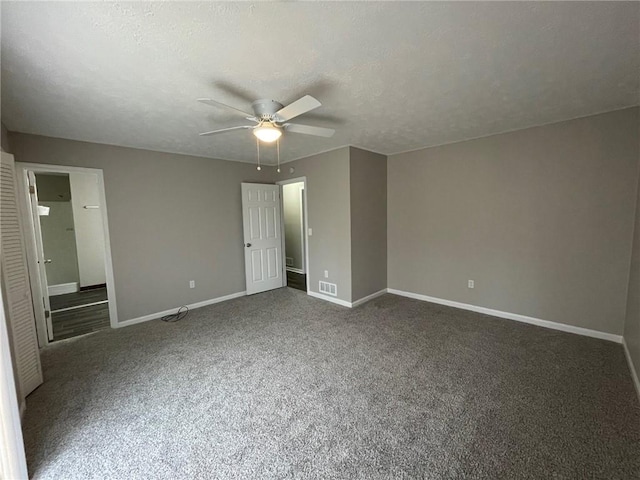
22, 289, 640, 479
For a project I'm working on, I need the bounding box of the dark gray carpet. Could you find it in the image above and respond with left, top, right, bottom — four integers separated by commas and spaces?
22, 289, 640, 479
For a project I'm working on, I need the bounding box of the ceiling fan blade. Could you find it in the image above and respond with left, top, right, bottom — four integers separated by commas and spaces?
199, 125, 252, 136
275, 95, 321, 122
284, 123, 335, 138
198, 98, 253, 117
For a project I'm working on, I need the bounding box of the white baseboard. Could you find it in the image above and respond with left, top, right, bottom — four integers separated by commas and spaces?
623, 338, 640, 401
286, 267, 305, 274
308, 288, 388, 308
352, 289, 388, 308
117, 291, 246, 328
387, 289, 623, 343
48, 282, 79, 296
308, 291, 352, 308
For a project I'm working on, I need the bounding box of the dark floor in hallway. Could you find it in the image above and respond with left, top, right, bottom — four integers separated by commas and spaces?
51, 303, 110, 341
50, 287, 110, 341
286, 270, 307, 292
50, 287, 108, 311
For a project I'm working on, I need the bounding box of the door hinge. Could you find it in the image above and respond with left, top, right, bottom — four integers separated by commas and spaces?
44, 309, 50, 319
29, 185, 35, 194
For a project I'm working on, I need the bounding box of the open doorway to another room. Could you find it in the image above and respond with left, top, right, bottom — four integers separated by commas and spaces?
281, 180, 307, 292
16, 164, 117, 345
35, 173, 109, 341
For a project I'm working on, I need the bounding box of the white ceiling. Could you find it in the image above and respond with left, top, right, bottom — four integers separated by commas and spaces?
1, 2, 638, 163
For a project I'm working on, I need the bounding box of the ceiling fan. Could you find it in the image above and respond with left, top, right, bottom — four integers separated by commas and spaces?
198, 95, 335, 143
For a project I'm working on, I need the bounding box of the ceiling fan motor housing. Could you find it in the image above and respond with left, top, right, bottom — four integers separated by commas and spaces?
252, 99, 284, 122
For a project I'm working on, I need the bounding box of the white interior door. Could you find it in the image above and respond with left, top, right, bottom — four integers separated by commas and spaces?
241, 183, 284, 295
0, 153, 43, 398
26, 171, 53, 340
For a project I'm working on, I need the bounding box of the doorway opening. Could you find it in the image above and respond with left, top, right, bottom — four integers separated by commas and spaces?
35, 172, 109, 341
16, 163, 117, 346
278, 178, 309, 293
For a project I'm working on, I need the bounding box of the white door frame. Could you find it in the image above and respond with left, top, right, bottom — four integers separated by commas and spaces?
276, 177, 310, 295
15, 162, 118, 346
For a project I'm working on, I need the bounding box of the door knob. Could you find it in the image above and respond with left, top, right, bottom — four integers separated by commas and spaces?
44, 259, 52, 264
245, 243, 252, 248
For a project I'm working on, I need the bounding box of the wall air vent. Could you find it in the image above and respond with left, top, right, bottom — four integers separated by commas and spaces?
286, 257, 294, 266
319, 281, 337, 297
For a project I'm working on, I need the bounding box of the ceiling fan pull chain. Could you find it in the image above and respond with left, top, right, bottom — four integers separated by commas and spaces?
256, 137, 261, 171
277, 139, 281, 173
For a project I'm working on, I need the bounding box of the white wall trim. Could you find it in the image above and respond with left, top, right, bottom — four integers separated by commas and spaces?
308, 291, 352, 308
387, 289, 623, 343
117, 291, 246, 328
309, 288, 388, 309
286, 267, 305, 275
52, 300, 108, 314
352, 288, 388, 308
48, 282, 79, 296
623, 338, 640, 401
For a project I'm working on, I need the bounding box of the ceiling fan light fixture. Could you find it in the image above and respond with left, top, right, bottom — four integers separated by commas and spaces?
253, 123, 282, 143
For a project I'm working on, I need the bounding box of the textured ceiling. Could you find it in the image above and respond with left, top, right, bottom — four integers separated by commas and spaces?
1, 2, 639, 163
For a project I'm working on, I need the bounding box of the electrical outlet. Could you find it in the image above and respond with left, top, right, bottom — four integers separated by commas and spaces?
324, 270, 329, 278
308, 228, 313, 236
468, 280, 474, 289
189, 280, 195, 289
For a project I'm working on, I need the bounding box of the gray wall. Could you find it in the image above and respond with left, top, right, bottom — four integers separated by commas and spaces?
35, 173, 71, 201
388, 107, 639, 335
277, 147, 352, 303
624, 136, 640, 386
69, 172, 108, 288
39, 201, 80, 286
1, 122, 10, 152
10, 132, 268, 321
282, 182, 305, 271
350, 147, 387, 301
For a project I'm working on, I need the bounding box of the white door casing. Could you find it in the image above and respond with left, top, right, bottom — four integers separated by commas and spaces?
281, 182, 306, 274
276, 176, 310, 294
26, 171, 53, 341
0, 152, 43, 399
16, 162, 119, 343
241, 183, 284, 295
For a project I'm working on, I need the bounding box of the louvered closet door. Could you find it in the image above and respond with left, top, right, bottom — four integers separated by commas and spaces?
0, 152, 42, 397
